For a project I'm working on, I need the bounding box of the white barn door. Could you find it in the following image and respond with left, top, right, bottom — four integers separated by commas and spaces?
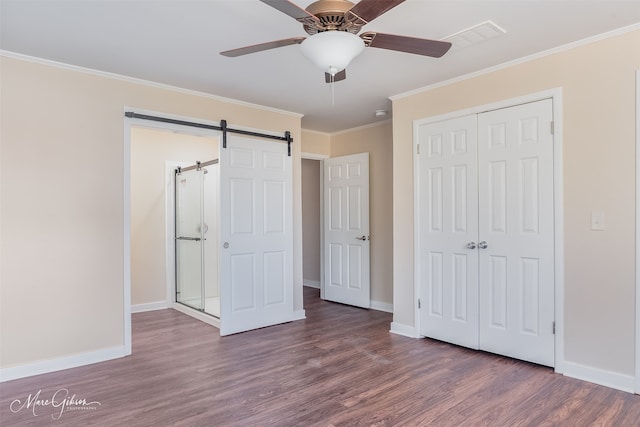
323, 153, 370, 308
219, 135, 293, 335
417, 115, 479, 349
477, 99, 555, 366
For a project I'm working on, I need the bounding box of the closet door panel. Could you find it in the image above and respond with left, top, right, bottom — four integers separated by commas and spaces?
477, 99, 555, 367
418, 114, 479, 349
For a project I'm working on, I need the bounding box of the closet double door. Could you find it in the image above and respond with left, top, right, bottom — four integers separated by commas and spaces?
418, 99, 555, 367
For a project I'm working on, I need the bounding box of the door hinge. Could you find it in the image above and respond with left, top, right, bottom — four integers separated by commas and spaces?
550, 121, 555, 135
418, 298, 421, 309
552, 321, 556, 335
416, 143, 420, 155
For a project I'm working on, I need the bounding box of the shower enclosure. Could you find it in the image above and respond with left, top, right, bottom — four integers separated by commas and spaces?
174, 160, 219, 318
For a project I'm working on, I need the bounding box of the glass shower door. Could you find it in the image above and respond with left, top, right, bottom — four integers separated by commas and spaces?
175, 167, 205, 311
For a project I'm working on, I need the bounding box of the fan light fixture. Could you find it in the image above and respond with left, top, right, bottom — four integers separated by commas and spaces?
300, 31, 365, 76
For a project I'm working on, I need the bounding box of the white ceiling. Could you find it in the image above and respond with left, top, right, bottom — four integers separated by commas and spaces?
1, 1, 639, 133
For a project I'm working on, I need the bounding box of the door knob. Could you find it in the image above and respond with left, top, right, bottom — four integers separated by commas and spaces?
356, 235, 367, 241
466, 242, 476, 249
478, 241, 488, 249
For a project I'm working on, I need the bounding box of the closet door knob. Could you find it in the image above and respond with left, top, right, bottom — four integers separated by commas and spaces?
466, 242, 477, 249
478, 241, 488, 249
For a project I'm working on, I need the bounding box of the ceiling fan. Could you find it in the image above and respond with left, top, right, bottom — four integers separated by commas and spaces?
220, 0, 452, 83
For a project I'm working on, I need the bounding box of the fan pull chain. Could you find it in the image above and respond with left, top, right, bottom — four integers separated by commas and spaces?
331, 74, 335, 105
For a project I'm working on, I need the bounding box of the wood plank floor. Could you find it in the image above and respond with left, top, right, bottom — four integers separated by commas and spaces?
1, 287, 639, 426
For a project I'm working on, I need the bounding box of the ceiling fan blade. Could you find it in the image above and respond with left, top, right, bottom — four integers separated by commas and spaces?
346, 0, 406, 24
361, 32, 452, 58
325, 69, 347, 83
220, 37, 305, 57
259, 0, 321, 26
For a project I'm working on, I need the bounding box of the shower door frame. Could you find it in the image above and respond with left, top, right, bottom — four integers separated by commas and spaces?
174, 159, 219, 317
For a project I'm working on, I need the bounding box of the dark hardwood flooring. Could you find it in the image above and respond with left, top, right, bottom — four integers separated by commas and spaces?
1, 287, 639, 426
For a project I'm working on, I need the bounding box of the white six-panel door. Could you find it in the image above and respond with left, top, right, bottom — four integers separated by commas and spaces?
418, 115, 479, 349
323, 153, 370, 308
418, 99, 555, 366
477, 99, 555, 366
219, 135, 293, 336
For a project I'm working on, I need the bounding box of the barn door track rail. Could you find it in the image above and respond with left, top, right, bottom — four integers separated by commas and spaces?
125, 112, 293, 156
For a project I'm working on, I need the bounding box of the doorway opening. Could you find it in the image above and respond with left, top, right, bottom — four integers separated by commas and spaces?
129, 124, 220, 328
126, 110, 297, 338
302, 158, 322, 292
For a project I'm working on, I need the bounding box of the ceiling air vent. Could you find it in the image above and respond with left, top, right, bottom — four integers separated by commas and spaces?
444, 20, 506, 50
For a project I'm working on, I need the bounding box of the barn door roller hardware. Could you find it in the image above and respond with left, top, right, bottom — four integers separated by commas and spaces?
125, 112, 293, 156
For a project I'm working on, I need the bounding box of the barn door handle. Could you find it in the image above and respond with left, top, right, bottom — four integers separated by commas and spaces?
478, 241, 488, 249
176, 236, 201, 242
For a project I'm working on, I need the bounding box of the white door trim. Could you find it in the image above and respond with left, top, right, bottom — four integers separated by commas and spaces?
413, 88, 565, 372
635, 69, 640, 394
301, 151, 329, 160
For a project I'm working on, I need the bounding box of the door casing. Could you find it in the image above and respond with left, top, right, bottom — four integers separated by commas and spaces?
413, 88, 565, 373
635, 69, 640, 394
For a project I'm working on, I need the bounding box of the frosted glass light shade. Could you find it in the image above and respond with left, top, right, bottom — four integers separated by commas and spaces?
300, 31, 365, 76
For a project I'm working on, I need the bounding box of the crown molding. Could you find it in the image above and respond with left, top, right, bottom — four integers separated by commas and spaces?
390, 23, 640, 101
0, 50, 304, 119
328, 118, 392, 137
301, 128, 332, 137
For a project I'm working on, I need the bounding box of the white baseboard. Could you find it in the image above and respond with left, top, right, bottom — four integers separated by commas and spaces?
370, 300, 393, 313
0, 346, 126, 383
303, 282, 392, 314
303, 280, 320, 289
390, 322, 419, 338
384, 328, 637, 394
131, 300, 169, 313
292, 309, 307, 321
562, 360, 635, 393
